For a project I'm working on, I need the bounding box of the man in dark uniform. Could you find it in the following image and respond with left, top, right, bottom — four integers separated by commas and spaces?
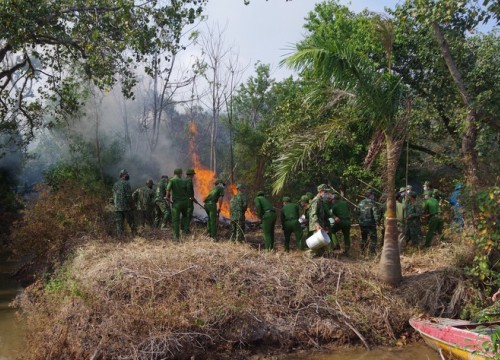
166, 168, 189, 240
355, 189, 380, 254
112, 169, 136, 238
230, 184, 248, 242
204, 179, 225, 239
132, 178, 155, 231
280, 196, 304, 251
254, 190, 276, 250
154, 175, 170, 230
331, 193, 352, 254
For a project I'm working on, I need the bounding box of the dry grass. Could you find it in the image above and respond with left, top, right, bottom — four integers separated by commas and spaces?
14, 232, 475, 360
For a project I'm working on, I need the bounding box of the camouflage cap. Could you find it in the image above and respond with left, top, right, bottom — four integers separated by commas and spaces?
256, 190, 265, 197
306, 192, 314, 200
408, 191, 417, 198
317, 184, 329, 192
424, 180, 431, 186
236, 183, 246, 190
119, 169, 128, 177
174, 168, 183, 175
300, 195, 310, 202
406, 185, 413, 190
186, 169, 195, 175
282, 196, 291, 203
146, 179, 154, 186
399, 187, 406, 192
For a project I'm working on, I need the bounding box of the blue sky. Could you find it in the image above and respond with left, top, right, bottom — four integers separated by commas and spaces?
204, 0, 402, 80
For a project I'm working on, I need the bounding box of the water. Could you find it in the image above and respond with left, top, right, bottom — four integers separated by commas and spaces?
0, 252, 24, 360
287, 343, 440, 360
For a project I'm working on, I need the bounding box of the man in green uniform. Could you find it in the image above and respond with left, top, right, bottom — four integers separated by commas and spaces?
204, 179, 225, 239
230, 184, 248, 242
355, 189, 380, 254
112, 169, 136, 238
166, 168, 189, 240
132, 178, 155, 231
280, 196, 304, 251
306, 184, 329, 256
404, 191, 422, 247
254, 190, 276, 250
154, 175, 170, 230
331, 193, 352, 254
422, 190, 443, 247
323, 188, 335, 249
185, 169, 196, 233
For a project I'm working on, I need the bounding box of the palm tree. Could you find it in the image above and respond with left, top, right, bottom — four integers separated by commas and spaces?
277, 18, 408, 285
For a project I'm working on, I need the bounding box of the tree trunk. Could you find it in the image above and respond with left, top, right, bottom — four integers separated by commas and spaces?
431, 22, 479, 190
379, 135, 403, 285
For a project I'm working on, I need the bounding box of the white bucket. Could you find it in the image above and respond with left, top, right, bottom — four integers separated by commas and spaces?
306, 229, 331, 250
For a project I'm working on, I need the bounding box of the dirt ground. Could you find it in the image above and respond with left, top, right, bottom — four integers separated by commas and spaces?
13, 224, 479, 360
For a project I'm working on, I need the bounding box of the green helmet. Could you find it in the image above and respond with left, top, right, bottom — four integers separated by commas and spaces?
256, 190, 265, 197
301, 195, 310, 202
186, 169, 195, 175
282, 196, 291, 203
174, 168, 182, 175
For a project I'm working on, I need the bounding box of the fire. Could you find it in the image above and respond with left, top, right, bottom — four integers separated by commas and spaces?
188, 121, 258, 222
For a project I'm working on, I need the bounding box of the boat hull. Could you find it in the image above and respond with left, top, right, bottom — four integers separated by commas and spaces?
410, 318, 496, 360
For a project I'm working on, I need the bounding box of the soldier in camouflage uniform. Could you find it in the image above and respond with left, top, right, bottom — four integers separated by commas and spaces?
280, 196, 304, 251
330, 193, 352, 254
154, 175, 170, 230
299, 195, 310, 233
404, 191, 422, 246
230, 184, 248, 242
396, 190, 407, 253
355, 189, 380, 254
422, 190, 443, 247
254, 190, 276, 250
204, 179, 225, 239
113, 169, 136, 238
132, 179, 155, 231
185, 169, 196, 233
306, 184, 329, 256
166, 168, 190, 240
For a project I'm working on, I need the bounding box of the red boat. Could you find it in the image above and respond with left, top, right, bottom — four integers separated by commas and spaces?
410, 317, 499, 359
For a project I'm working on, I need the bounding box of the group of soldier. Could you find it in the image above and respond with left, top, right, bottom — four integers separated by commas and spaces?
112, 168, 445, 256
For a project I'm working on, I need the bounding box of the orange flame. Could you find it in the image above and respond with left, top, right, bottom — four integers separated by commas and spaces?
188, 121, 257, 221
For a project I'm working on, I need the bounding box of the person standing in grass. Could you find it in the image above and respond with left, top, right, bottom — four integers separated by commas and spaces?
132, 178, 155, 231
330, 193, 352, 255
113, 169, 136, 238
166, 168, 189, 240
154, 175, 170, 230
280, 196, 304, 251
355, 189, 380, 254
230, 184, 248, 242
422, 190, 443, 247
204, 179, 225, 239
254, 190, 276, 250
185, 169, 196, 233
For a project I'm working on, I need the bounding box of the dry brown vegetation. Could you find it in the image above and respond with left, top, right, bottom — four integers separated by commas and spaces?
14, 232, 478, 360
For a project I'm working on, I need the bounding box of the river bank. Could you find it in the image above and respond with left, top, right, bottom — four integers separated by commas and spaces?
11, 233, 477, 360
0, 251, 24, 360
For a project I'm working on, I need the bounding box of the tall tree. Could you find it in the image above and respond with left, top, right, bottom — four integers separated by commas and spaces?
280, 2, 406, 285
0, 0, 207, 153
394, 0, 499, 191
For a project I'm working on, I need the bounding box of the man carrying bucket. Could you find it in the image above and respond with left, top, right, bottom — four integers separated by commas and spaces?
306, 184, 330, 256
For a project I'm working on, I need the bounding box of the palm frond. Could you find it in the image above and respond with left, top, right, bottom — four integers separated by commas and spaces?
271, 122, 344, 194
